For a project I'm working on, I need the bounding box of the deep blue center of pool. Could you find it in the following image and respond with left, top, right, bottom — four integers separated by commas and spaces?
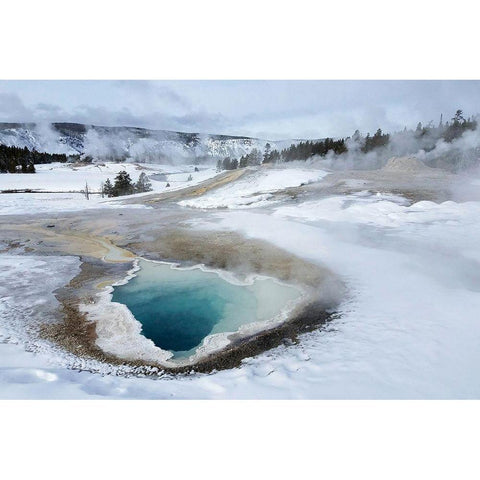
112, 274, 228, 353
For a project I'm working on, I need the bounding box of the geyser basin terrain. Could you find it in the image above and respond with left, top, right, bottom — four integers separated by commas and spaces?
110, 259, 303, 361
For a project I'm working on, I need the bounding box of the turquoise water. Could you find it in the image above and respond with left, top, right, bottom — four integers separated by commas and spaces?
111, 260, 301, 358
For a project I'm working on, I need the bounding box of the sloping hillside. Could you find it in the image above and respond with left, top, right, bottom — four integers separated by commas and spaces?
0, 122, 296, 163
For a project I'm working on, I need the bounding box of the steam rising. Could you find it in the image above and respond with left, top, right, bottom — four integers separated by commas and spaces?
314, 120, 480, 173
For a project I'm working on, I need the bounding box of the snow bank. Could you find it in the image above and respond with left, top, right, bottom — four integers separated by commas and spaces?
274, 191, 480, 228
79, 262, 174, 365
0, 254, 89, 398
194, 206, 480, 399
179, 167, 328, 209
0, 192, 152, 215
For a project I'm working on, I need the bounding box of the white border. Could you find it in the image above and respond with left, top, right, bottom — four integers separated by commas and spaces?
2, 1, 480, 79
1, 400, 478, 479
1, 1, 479, 477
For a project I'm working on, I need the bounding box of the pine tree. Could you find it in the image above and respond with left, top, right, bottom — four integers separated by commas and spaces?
239, 155, 248, 168
352, 130, 362, 143
112, 170, 134, 197
248, 148, 262, 166
135, 172, 153, 193
103, 178, 113, 197
443, 109, 476, 142
222, 157, 232, 170
263, 143, 272, 163
453, 110, 464, 124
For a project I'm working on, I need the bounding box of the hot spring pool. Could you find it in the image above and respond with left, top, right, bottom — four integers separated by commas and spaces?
111, 259, 302, 359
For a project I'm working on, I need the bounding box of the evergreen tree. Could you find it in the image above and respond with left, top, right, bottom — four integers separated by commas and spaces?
239, 155, 248, 168
103, 178, 113, 197
352, 130, 362, 142
248, 148, 262, 166
453, 109, 464, 123
263, 143, 272, 163
135, 172, 153, 193
361, 129, 389, 153
266, 150, 280, 163
443, 109, 477, 142
112, 170, 134, 196
222, 157, 232, 170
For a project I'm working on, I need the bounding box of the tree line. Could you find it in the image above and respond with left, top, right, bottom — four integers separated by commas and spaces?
279, 138, 347, 161
214, 109, 478, 171
0, 144, 69, 173
216, 137, 350, 171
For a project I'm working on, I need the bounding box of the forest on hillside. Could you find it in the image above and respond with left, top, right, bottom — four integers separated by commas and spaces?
0, 144, 69, 173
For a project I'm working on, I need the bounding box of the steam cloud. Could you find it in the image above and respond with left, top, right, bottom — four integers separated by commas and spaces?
309, 120, 480, 173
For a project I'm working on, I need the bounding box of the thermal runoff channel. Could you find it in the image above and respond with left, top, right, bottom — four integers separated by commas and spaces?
111, 260, 301, 358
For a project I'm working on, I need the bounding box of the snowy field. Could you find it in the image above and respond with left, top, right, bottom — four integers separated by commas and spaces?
0, 162, 217, 215
1, 164, 480, 398
0, 161, 217, 192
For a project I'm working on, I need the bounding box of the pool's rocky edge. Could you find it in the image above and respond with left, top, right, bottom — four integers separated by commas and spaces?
40, 230, 344, 375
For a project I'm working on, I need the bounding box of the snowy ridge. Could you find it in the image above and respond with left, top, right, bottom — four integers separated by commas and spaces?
0, 122, 298, 163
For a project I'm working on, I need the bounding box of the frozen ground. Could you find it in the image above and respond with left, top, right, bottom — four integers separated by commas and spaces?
179, 166, 327, 209
0, 162, 479, 398
0, 162, 217, 215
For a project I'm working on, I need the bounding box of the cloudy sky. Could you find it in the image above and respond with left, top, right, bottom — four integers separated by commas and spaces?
0, 80, 479, 140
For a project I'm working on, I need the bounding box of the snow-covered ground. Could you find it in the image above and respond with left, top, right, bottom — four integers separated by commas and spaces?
1, 164, 480, 398
0, 162, 218, 215
275, 191, 480, 228
179, 167, 327, 209
1, 162, 143, 192
0, 192, 151, 215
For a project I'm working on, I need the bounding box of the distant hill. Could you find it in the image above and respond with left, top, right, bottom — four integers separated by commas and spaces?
0, 122, 300, 164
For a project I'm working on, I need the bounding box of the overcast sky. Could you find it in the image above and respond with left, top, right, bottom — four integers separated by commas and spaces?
0, 80, 479, 140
